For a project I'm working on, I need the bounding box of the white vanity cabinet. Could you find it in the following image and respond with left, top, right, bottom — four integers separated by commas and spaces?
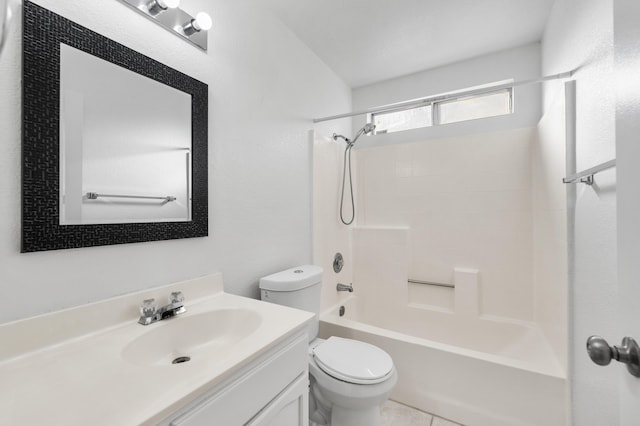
160, 331, 309, 426
0, 275, 315, 426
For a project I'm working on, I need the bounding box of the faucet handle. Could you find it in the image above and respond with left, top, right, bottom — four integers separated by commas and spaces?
169, 291, 184, 304
140, 298, 157, 317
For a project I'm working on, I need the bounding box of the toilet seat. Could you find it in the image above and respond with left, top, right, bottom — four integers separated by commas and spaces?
312, 336, 394, 384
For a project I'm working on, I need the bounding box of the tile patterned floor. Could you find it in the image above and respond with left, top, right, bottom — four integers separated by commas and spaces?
381, 400, 463, 426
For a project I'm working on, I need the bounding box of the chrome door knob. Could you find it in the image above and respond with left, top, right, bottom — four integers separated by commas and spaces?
586, 336, 614, 365
586, 335, 640, 377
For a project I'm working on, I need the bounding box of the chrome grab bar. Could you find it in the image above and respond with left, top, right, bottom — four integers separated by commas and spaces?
408, 279, 455, 289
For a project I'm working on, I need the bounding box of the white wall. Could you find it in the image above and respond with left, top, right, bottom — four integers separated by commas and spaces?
0, 0, 351, 324
352, 43, 542, 149
542, 0, 617, 424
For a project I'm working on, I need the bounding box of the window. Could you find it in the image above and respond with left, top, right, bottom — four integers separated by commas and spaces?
370, 87, 513, 134
437, 89, 512, 125
373, 105, 432, 135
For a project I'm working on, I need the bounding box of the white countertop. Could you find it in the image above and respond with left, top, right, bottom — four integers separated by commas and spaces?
0, 274, 313, 425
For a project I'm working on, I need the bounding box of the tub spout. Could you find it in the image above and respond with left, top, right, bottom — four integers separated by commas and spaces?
337, 283, 353, 292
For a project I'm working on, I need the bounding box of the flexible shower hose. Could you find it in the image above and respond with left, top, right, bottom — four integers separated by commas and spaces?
340, 143, 355, 225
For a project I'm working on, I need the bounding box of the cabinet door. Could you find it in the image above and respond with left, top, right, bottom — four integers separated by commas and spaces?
246, 374, 308, 426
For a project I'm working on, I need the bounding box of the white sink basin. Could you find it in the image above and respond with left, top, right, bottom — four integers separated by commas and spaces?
121, 308, 262, 366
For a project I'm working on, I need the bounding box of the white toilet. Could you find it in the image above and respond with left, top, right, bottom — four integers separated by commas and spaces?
259, 265, 397, 426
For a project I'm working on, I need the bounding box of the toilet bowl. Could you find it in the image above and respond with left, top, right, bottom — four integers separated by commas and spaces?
308, 337, 397, 426
259, 265, 397, 426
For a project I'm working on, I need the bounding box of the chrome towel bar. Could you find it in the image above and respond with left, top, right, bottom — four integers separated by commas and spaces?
85, 192, 176, 202
563, 159, 616, 185
408, 279, 455, 289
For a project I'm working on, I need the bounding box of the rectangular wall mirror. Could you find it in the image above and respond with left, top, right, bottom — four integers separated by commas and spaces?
22, 1, 208, 252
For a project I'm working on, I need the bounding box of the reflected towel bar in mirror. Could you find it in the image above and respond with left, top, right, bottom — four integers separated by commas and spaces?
85, 192, 177, 202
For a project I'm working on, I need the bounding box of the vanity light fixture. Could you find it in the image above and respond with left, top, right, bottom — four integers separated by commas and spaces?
119, 0, 210, 51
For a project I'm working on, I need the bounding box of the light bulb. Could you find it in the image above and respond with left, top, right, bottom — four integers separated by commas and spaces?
194, 12, 212, 31
182, 11, 212, 36
147, 0, 179, 15
161, 0, 180, 8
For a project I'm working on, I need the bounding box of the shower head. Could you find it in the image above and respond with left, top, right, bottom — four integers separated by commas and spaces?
351, 123, 376, 144
362, 123, 376, 134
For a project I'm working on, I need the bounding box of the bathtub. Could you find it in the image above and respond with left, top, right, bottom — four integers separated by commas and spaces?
319, 295, 568, 426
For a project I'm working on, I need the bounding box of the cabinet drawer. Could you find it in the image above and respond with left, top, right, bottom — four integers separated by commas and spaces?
169, 333, 308, 426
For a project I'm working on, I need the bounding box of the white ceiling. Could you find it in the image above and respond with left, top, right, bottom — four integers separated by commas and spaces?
262, 0, 556, 88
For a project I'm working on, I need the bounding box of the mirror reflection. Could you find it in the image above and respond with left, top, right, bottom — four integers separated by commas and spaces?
59, 43, 192, 225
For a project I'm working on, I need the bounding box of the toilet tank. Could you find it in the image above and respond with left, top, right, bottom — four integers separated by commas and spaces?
259, 265, 322, 341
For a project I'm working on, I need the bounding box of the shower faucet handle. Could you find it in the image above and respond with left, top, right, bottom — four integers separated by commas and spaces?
333, 252, 344, 273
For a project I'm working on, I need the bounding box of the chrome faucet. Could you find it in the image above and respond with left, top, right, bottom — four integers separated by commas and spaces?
336, 283, 353, 292
138, 291, 186, 325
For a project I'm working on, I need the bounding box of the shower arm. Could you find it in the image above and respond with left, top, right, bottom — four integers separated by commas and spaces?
333, 133, 352, 145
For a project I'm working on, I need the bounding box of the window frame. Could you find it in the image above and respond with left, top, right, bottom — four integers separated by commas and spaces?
370, 87, 514, 135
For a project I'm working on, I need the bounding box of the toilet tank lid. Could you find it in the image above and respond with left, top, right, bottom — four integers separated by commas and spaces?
259, 265, 323, 291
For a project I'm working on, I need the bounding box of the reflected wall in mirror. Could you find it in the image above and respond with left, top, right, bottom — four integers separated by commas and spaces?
22, 1, 208, 252
60, 44, 192, 225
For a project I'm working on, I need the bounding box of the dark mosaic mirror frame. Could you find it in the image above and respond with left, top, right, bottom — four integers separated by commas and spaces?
22, 1, 208, 252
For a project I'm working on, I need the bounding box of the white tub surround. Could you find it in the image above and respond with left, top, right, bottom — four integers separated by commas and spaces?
0, 274, 313, 425
327, 226, 568, 425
